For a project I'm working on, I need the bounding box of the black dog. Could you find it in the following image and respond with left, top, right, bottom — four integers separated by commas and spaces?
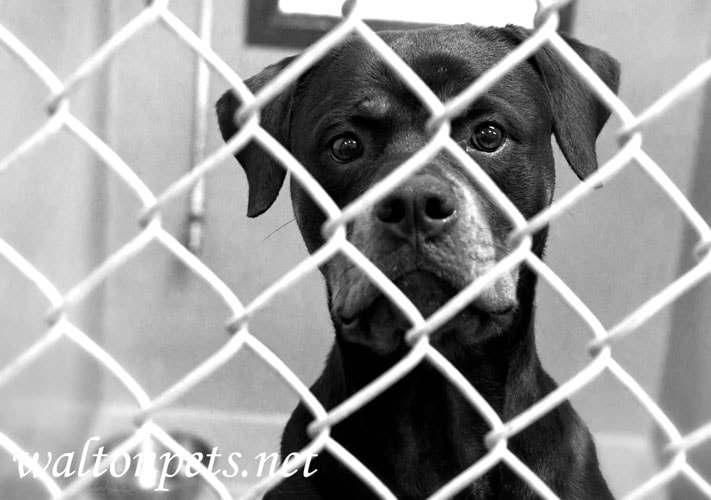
217, 24, 619, 500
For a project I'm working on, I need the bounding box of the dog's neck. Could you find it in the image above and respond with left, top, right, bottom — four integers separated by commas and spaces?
312, 271, 542, 498
327, 266, 541, 402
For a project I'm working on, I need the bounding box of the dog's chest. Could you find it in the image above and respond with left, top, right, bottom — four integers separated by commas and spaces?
370, 379, 498, 499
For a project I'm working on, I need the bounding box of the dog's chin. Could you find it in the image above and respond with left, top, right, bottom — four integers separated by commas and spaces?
335, 272, 515, 356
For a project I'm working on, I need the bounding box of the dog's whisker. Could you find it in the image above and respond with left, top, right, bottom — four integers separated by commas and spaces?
262, 218, 296, 242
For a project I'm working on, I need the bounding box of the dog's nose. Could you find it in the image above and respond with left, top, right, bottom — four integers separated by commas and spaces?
374, 176, 457, 240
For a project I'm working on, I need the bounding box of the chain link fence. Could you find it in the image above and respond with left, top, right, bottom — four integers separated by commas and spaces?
1, 0, 711, 498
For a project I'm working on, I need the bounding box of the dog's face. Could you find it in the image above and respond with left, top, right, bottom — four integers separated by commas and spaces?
217, 24, 619, 354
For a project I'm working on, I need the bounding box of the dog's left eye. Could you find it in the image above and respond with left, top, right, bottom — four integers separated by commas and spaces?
470, 123, 505, 152
330, 134, 363, 163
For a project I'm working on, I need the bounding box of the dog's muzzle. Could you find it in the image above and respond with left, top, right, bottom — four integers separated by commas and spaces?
373, 174, 458, 243
327, 171, 519, 353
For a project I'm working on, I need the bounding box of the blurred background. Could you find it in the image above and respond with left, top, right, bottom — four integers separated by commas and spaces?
1, 0, 710, 498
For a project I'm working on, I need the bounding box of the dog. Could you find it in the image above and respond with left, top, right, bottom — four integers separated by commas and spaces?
217, 23, 619, 500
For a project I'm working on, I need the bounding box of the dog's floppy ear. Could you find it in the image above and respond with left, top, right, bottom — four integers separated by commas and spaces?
216, 56, 297, 217
503, 26, 620, 180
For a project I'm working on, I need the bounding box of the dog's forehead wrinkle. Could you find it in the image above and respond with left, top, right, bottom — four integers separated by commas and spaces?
355, 96, 392, 119
320, 57, 545, 130
303, 46, 548, 139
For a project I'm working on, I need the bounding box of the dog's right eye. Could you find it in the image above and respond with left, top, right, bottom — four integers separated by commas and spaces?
330, 134, 363, 163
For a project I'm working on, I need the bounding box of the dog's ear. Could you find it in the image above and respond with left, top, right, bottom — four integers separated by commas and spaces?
216, 56, 297, 217
503, 26, 620, 180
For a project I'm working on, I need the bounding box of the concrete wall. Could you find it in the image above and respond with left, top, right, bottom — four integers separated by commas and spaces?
0, 2, 110, 497
1, 0, 710, 497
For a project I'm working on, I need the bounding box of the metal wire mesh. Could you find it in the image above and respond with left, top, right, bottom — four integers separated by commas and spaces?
1, 0, 711, 499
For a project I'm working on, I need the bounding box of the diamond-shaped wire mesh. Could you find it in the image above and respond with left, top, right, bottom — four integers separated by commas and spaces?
1, 0, 711, 499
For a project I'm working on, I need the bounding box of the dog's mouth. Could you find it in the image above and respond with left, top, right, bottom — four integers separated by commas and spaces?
336, 270, 515, 354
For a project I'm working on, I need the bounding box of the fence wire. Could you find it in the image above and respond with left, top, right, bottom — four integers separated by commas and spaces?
1, 0, 711, 499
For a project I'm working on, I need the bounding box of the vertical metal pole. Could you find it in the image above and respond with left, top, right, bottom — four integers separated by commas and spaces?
187, 0, 213, 254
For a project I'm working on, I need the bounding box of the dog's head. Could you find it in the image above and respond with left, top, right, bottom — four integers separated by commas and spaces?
217, 24, 619, 354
